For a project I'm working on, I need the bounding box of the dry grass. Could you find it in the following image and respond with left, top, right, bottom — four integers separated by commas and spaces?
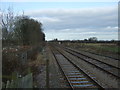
29, 54, 44, 66
28, 53, 45, 74
27, 52, 46, 88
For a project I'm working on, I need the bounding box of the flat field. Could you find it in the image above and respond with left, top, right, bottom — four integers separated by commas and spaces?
63, 42, 119, 59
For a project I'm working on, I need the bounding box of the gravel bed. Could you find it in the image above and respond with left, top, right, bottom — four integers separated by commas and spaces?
67, 47, 119, 68
36, 65, 46, 88
46, 46, 69, 88
58, 47, 119, 88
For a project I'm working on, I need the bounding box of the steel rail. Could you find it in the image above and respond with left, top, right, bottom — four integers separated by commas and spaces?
51, 48, 74, 89
62, 47, 120, 79
62, 45, 119, 61
51, 46, 104, 89
65, 47, 120, 69
78, 49, 119, 61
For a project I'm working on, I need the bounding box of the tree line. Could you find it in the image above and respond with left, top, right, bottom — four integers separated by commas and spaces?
50, 37, 119, 44
1, 8, 45, 47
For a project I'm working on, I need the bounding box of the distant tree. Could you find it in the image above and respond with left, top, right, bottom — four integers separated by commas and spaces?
54, 38, 58, 41
84, 39, 88, 41
88, 37, 97, 41
111, 40, 115, 42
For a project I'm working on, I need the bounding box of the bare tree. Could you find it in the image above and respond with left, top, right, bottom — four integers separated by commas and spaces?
1, 7, 15, 41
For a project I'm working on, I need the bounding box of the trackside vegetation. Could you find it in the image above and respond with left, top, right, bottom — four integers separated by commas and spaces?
2, 8, 45, 88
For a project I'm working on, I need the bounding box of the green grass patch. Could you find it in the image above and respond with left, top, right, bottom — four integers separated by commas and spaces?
64, 42, 119, 59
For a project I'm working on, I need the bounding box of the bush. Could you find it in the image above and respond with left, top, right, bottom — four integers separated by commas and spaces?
2, 52, 21, 82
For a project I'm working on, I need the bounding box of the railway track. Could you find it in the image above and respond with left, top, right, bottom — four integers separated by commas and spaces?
60, 47, 120, 79
77, 49, 119, 61
63, 46, 119, 60
51, 47, 104, 89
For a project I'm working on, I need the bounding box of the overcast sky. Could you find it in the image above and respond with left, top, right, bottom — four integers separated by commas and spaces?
0, 2, 118, 41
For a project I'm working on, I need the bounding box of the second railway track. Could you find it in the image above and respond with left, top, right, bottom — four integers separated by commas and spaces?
61, 47, 120, 79
51, 47, 104, 89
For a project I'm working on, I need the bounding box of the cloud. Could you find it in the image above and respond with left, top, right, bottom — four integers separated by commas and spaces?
1, 0, 119, 2
26, 6, 117, 29
25, 6, 118, 40
44, 27, 118, 40
32, 17, 61, 23
45, 31, 118, 40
